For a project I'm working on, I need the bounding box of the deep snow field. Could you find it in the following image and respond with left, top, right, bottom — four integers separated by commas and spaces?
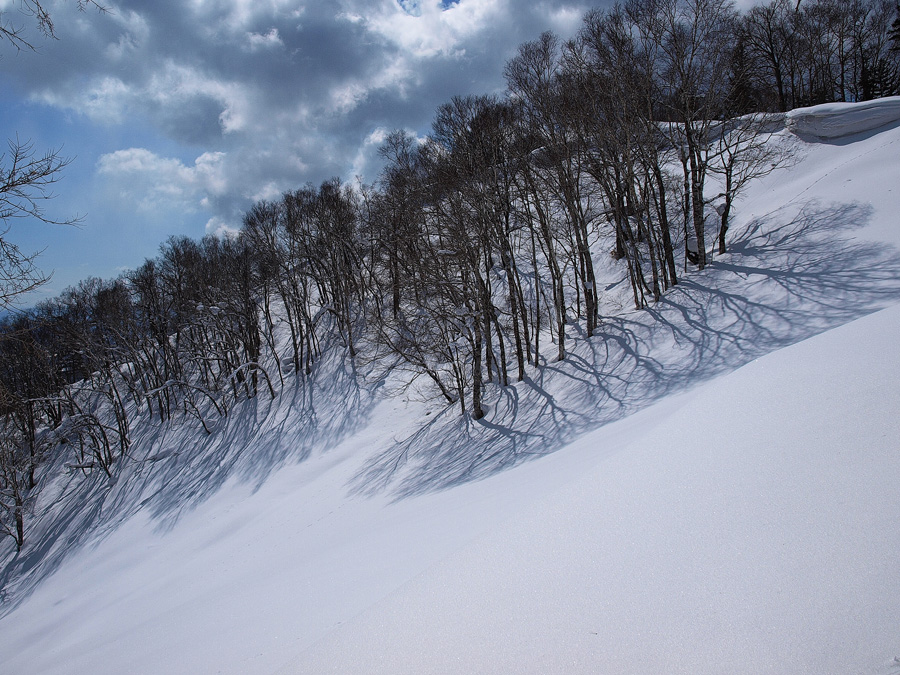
1, 98, 900, 675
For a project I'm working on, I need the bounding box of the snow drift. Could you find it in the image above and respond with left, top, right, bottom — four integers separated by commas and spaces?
786, 95, 900, 139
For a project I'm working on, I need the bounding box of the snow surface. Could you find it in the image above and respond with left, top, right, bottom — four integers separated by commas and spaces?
1, 100, 899, 674
287, 304, 900, 675
786, 95, 900, 139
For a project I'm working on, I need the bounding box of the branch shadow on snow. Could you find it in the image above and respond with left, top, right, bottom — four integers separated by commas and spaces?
3, 199, 898, 611
0, 346, 378, 615
351, 199, 900, 499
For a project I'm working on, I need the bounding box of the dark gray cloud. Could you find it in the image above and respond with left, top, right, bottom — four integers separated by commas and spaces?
1, 0, 596, 237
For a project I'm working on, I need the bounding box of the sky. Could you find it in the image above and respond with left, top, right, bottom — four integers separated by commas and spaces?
0, 0, 593, 306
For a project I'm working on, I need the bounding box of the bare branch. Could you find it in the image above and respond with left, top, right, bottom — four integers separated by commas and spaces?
0, 233, 50, 310
0, 136, 82, 226
0, 0, 107, 51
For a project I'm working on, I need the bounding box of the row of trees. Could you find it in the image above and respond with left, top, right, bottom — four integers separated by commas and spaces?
1, 0, 899, 552
738, 0, 900, 111
362, 0, 808, 417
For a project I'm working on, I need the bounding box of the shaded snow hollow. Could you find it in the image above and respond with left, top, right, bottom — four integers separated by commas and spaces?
1, 99, 900, 675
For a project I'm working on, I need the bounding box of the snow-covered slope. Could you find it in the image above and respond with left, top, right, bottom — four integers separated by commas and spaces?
286, 302, 900, 675
1, 99, 899, 675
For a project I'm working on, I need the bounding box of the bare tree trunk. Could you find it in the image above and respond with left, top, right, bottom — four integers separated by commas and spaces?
652, 164, 678, 287
471, 319, 485, 420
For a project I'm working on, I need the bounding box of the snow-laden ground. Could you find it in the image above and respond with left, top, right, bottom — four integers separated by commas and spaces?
288, 303, 900, 675
1, 98, 899, 674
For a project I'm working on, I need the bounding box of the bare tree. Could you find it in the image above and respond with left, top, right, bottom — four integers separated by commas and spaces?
0, 235, 48, 309
0, 0, 105, 51
572, 5, 681, 307
891, 1, 900, 47
506, 32, 601, 338
0, 418, 30, 552
0, 139, 81, 310
0, 0, 107, 309
741, 0, 796, 111
627, 0, 739, 270
709, 114, 795, 254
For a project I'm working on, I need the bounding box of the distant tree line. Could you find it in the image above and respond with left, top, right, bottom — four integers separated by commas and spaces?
1, 0, 899, 552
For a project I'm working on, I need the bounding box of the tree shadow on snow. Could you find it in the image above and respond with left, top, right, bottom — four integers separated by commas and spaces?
0, 346, 379, 615
351, 199, 900, 499
3, 199, 898, 610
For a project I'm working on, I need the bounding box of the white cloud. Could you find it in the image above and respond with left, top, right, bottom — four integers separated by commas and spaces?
363, 0, 505, 59
248, 181, 286, 203
97, 148, 228, 213
103, 9, 150, 60
327, 80, 370, 115
33, 76, 131, 124
145, 61, 250, 134
397, 0, 424, 17
204, 216, 241, 237
187, 0, 311, 40
31, 60, 250, 137
347, 126, 391, 180
544, 4, 587, 34
244, 27, 283, 51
